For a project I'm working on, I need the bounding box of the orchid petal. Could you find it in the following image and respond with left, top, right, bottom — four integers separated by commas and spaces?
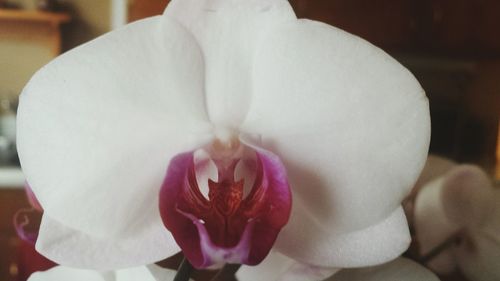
28, 265, 179, 281
440, 165, 495, 227
274, 205, 411, 267
17, 16, 213, 267
242, 19, 430, 238
237, 251, 338, 281
165, 0, 296, 126
28, 266, 107, 281
414, 164, 497, 274
329, 257, 440, 281
453, 189, 500, 281
413, 175, 459, 274
36, 214, 179, 270
454, 230, 500, 281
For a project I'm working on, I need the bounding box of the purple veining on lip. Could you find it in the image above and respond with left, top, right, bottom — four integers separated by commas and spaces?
159, 145, 292, 268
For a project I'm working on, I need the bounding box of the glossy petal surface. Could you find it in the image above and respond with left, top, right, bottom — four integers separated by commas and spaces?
159, 145, 291, 268
17, 16, 212, 267
241, 18, 430, 260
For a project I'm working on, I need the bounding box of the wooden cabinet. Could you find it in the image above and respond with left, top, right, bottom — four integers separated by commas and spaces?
288, 0, 500, 55
0, 9, 70, 56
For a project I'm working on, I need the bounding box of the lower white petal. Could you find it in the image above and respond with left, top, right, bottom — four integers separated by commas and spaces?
237, 251, 338, 281
36, 215, 180, 269
28, 266, 108, 281
28, 265, 179, 281
328, 257, 440, 281
275, 204, 411, 267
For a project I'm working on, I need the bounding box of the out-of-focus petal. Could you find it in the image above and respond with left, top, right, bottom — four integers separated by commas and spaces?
242, 19, 430, 238
237, 251, 338, 281
165, 0, 295, 126
454, 230, 500, 281
453, 189, 500, 281
28, 265, 180, 281
328, 257, 440, 281
414, 164, 497, 275
274, 205, 411, 267
36, 215, 179, 270
17, 16, 213, 267
440, 165, 495, 227
414, 176, 459, 274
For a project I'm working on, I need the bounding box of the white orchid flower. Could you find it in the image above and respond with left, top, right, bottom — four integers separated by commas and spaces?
17, 0, 430, 271
28, 264, 181, 281
413, 156, 500, 281
237, 252, 439, 281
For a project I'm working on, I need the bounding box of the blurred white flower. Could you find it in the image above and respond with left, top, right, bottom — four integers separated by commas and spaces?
413, 156, 500, 281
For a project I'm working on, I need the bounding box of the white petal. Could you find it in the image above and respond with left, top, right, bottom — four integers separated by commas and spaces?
165, 0, 296, 126
36, 207, 179, 269
237, 251, 338, 281
242, 19, 430, 235
274, 205, 411, 267
28, 266, 108, 281
237, 251, 295, 281
328, 257, 440, 281
28, 265, 180, 281
454, 230, 500, 281
453, 189, 500, 281
17, 16, 213, 264
414, 164, 496, 274
414, 176, 460, 274
115, 264, 178, 281
440, 165, 495, 227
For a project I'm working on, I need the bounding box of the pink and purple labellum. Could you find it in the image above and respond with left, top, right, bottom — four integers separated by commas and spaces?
159, 144, 292, 269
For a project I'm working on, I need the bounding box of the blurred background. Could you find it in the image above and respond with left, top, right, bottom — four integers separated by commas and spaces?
0, 0, 498, 280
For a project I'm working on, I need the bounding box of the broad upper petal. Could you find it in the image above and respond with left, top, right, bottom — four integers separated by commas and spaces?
242, 19, 430, 236
274, 205, 411, 267
17, 17, 210, 267
36, 214, 180, 269
329, 257, 440, 281
165, 0, 296, 126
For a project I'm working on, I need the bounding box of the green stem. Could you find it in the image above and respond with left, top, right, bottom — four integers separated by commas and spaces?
173, 257, 194, 281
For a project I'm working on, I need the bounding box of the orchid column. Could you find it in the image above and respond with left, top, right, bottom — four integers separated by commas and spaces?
16, 0, 430, 278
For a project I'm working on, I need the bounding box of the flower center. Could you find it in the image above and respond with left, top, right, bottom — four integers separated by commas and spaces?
159, 140, 292, 268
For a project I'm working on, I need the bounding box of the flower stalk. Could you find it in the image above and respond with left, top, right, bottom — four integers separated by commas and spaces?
173, 257, 194, 281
